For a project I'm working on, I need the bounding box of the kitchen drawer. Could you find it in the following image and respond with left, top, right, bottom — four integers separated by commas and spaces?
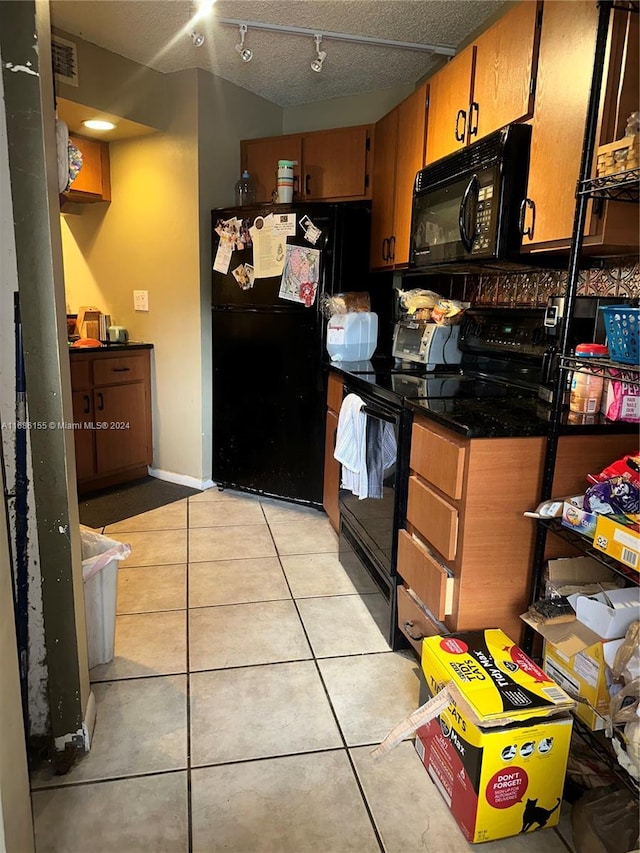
407, 474, 458, 561
397, 529, 453, 621
70, 359, 91, 389
410, 420, 466, 500
397, 584, 447, 656
327, 372, 343, 413
93, 355, 146, 386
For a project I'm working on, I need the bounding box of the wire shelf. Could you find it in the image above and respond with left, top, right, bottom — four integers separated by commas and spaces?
571, 715, 640, 798
559, 356, 640, 385
578, 168, 640, 202
542, 519, 639, 585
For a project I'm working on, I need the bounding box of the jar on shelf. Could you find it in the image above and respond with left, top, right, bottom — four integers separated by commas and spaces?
569, 343, 608, 414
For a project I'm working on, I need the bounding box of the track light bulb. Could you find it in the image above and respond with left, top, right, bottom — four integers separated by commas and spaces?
311, 51, 326, 72
311, 35, 326, 72
190, 31, 205, 47
235, 24, 253, 62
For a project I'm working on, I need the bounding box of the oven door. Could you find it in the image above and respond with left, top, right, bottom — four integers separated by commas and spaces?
337, 387, 411, 573
410, 165, 499, 266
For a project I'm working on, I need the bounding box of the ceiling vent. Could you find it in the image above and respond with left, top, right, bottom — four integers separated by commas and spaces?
52, 35, 79, 87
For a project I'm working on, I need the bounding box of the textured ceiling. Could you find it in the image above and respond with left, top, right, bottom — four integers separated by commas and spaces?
50, 0, 510, 108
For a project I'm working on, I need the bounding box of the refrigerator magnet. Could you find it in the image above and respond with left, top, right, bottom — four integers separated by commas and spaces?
299, 215, 322, 245
272, 213, 296, 236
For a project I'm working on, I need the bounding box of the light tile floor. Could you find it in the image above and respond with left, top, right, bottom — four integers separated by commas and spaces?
31, 489, 576, 852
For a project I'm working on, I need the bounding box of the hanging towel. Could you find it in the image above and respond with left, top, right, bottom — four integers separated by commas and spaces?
366, 416, 397, 499
334, 393, 368, 499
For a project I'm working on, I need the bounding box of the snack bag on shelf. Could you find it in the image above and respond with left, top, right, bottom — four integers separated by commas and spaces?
586, 452, 640, 486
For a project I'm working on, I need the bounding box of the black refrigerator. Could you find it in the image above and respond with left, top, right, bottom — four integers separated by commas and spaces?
211, 202, 375, 505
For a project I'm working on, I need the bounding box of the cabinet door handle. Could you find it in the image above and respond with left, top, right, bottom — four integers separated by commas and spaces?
97, 392, 104, 412
469, 101, 479, 137
455, 109, 467, 142
83, 394, 90, 415
305, 174, 311, 195
389, 235, 396, 262
112, 367, 131, 372
293, 175, 299, 197
403, 620, 425, 641
382, 237, 389, 262
518, 197, 536, 240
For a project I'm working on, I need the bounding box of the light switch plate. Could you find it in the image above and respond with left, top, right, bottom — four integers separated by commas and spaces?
133, 290, 149, 311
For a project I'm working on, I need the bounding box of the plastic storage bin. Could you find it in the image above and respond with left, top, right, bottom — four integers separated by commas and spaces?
600, 306, 639, 365
80, 525, 130, 669
326, 312, 378, 361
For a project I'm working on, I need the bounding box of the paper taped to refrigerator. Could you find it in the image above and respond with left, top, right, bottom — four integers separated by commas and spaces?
250, 214, 286, 278
279, 245, 320, 307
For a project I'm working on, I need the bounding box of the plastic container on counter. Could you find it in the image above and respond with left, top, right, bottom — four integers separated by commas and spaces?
569, 342, 608, 415
234, 170, 256, 206
326, 312, 378, 362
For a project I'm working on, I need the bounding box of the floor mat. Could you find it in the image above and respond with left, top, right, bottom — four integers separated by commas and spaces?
78, 476, 201, 529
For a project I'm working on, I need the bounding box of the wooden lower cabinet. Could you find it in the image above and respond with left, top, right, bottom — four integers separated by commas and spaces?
323, 372, 343, 531
69, 348, 153, 493
397, 415, 633, 647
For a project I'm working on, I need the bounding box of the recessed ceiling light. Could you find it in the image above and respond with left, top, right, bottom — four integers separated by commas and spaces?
82, 119, 115, 131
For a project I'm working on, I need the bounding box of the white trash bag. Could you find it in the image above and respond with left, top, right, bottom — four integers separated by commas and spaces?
80, 525, 131, 668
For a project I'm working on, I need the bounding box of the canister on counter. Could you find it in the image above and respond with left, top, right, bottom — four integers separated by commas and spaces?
569, 343, 608, 414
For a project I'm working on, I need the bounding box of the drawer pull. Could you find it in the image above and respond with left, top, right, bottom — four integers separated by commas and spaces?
97, 392, 104, 412
112, 367, 131, 372
83, 394, 90, 415
403, 620, 425, 641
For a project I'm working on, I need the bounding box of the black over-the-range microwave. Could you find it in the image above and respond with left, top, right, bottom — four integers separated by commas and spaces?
409, 123, 533, 268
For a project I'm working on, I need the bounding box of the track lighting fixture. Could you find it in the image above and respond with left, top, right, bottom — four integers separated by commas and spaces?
311, 34, 326, 73
235, 24, 253, 62
190, 31, 205, 47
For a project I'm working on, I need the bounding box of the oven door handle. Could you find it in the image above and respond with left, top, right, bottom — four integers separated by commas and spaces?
362, 404, 396, 424
458, 173, 479, 253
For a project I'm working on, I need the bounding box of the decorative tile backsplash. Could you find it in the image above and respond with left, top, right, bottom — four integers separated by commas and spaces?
460, 255, 639, 306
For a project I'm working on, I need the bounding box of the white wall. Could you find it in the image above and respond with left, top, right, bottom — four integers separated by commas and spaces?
282, 85, 414, 134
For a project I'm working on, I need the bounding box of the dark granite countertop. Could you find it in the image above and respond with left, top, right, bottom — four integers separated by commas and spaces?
329, 362, 638, 439
68, 342, 154, 354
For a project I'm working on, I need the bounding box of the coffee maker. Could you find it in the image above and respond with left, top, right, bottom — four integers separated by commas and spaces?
538, 295, 629, 403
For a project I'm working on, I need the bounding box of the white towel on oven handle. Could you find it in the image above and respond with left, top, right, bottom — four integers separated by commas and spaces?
334, 393, 369, 499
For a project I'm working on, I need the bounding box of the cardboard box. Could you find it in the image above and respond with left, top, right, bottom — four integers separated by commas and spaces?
520, 601, 636, 730
544, 556, 620, 598
561, 497, 597, 539
593, 515, 640, 573
542, 637, 623, 731
574, 587, 640, 639
415, 629, 573, 844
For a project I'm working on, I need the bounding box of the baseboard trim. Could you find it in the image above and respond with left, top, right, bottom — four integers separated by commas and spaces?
148, 467, 215, 492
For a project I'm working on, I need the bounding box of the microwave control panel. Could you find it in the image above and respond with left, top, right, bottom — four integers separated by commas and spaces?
472, 185, 494, 253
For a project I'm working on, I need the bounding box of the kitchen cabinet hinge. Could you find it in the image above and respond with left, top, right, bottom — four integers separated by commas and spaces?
366, 136, 371, 151
536, 7, 543, 28
529, 76, 537, 96
425, 95, 429, 110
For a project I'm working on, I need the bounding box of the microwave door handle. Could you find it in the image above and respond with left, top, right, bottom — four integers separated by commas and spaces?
458, 174, 479, 253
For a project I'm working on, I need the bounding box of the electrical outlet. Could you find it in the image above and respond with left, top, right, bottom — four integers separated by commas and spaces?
133, 290, 149, 311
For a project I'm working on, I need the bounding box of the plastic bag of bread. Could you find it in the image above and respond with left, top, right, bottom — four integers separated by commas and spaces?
431, 298, 469, 326
321, 292, 370, 317
397, 289, 440, 318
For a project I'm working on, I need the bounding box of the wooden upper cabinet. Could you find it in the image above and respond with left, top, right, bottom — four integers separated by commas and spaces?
369, 107, 398, 270
241, 136, 302, 203
240, 125, 371, 204
392, 83, 428, 267
522, 2, 638, 252
302, 125, 371, 200
65, 134, 111, 202
370, 83, 427, 270
424, 2, 541, 165
471, 1, 540, 141
425, 44, 475, 165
